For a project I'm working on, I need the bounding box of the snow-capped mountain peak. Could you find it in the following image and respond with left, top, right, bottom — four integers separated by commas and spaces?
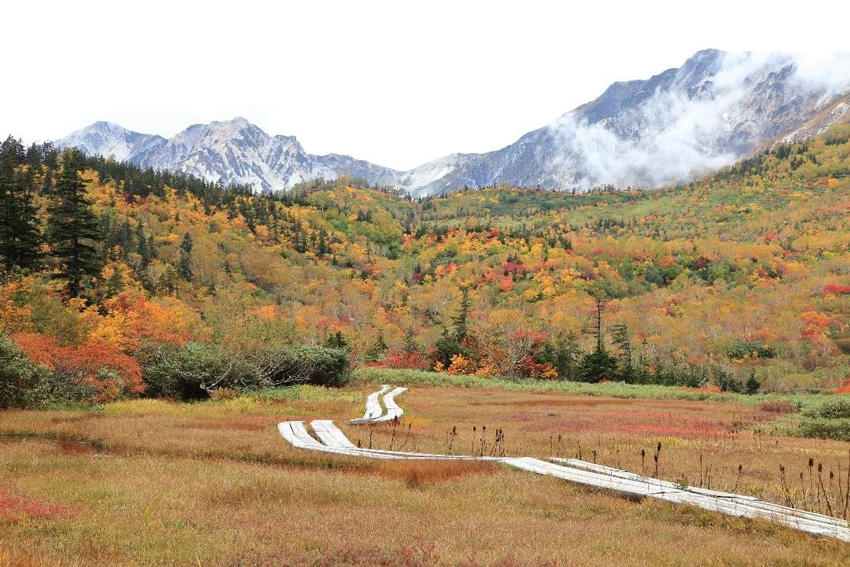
58, 121, 165, 163
57, 50, 850, 195
59, 118, 400, 191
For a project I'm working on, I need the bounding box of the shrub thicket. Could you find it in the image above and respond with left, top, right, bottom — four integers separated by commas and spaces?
797, 418, 850, 442
266, 346, 351, 388
142, 343, 350, 400
802, 398, 850, 419
142, 342, 264, 400
0, 333, 47, 408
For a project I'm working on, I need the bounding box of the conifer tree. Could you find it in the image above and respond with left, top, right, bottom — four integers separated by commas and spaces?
47, 148, 101, 295
135, 223, 151, 267
551, 331, 582, 381
579, 294, 618, 382
365, 332, 388, 362
0, 136, 43, 272
325, 331, 348, 349
452, 287, 472, 342
403, 326, 419, 354
317, 228, 329, 255
178, 232, 193, 281
611, 323, 635, 383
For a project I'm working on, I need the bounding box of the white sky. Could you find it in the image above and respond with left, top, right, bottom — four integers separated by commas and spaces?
2, 0, 849, 170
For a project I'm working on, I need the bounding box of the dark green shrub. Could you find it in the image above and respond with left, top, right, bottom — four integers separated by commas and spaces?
143, 343, 350, 399
802, 398, 850, 419
0, 333, 48, 408
797, 418, 850, 441
745, 373, 761, 394
539, 332, 582, 381
431, 328, 471, 369
143, 342, 263, 400
579, 349, 618, 383
43, 366, 97, 403
727, 341, 775, 360
714, 368, 743, 392
265, 346, 350, 387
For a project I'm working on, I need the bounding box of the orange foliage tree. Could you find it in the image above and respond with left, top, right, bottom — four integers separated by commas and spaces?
11, 332, 144, 402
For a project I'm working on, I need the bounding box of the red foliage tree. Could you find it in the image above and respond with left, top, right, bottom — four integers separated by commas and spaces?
11, 332, 143, 403
824, 283, 850, 295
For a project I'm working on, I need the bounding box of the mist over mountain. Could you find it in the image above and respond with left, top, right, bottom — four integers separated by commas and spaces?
58, 50, 850, 195
404, 49, 850, 195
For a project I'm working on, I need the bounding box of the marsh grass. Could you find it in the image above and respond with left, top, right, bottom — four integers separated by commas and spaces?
2, 382, 850, 565
353, 368, 840, 406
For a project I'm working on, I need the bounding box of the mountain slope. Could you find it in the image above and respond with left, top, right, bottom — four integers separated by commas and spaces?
753, 92, 850, 153
8, 123, 850, 394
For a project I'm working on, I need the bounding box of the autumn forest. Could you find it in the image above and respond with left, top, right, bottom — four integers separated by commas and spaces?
3, 125, 850, 408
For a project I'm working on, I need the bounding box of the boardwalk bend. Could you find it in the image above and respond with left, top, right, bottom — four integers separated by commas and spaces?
278, 385, 850, 542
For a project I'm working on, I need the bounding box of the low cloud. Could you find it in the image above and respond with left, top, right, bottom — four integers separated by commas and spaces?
543, 51, 850, 190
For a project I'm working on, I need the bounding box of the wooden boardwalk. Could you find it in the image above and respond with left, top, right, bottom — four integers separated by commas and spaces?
347, 384, 390, 424
278, 386, 850, 543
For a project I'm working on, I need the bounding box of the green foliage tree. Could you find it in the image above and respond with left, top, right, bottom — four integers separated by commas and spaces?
546, 331, 582, 381
746, 372, 761, 395
432, 326, 466, 369
577, 295, 619, 382
325, 331, 348, 349
135, 223, 152, 266
402, 326, 419, 354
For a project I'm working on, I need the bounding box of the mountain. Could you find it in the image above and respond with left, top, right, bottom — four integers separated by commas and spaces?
405, 50, 850, 196
58, 118, 402, 192
753, 92, 850, 153
58, 121, 166, 163
58, 50, 850, 195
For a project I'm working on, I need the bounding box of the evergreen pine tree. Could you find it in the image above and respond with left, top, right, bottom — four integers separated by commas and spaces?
745, 372, 760, 395
611, 323, 635, 383
364, 332, 388, 362
579, 294, 618, 382
317, 228, 329, 255
135, 223, 151, 266
178, 232, 193, 281
325, 331, 348, 349
161, 265, 178, 296
552, 331, 582, 381
0, 136, 43, 272
403, 326, 419, 354
47, 148, 101, 296
579, 348, 619, 383
452, 287, 472, 342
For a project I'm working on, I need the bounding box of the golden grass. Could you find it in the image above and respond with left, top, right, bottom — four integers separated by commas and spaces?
1, 383, 849, 565
341, 386, 850, 508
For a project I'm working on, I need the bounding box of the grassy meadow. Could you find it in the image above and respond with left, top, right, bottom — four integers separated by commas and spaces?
2, 374, 850, 566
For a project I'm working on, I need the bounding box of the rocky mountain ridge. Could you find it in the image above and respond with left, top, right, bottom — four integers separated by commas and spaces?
58, 50, 850, 195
